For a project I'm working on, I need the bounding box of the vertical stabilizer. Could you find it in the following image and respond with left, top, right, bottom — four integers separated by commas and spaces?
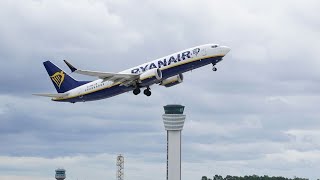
43, 61, 88, 93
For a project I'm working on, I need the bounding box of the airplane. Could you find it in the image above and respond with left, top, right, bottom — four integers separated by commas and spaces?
33, 44, 230, 103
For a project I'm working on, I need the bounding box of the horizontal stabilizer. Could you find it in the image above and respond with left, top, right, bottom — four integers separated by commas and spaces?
32, 93, 68, 98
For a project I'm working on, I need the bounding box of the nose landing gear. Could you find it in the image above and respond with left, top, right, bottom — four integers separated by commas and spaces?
212, 63, 217, 71
212, 67, 217, 71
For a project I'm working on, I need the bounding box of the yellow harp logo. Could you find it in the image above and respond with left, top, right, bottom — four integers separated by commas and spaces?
50, 71, 65, 89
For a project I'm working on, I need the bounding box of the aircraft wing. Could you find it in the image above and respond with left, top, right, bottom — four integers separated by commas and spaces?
32, 93, 68, 98
63, 60, 139, 85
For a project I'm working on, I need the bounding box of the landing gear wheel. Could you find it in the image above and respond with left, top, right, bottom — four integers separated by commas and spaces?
133, 88, 141, 95
212, 66, 217, 71
143, 89, 151, 96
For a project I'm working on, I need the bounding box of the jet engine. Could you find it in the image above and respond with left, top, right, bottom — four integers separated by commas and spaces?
139, 68, 162, 86
160, 74, 183, 87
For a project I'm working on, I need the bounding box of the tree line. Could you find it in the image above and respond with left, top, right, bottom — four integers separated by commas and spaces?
201, 175, 315, 180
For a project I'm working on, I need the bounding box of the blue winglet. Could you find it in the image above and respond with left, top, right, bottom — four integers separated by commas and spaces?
63, 60, 77, 72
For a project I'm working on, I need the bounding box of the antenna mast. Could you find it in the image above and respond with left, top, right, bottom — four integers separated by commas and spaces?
116, 154, 124, 180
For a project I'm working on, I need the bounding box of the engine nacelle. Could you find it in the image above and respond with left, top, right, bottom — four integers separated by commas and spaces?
139, 68, 162, 86
160, 74, 183, 87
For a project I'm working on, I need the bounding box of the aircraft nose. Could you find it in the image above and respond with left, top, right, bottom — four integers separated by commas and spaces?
220, 46, 231, 55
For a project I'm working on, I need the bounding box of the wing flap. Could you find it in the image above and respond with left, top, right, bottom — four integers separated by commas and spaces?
74, 69, 137, 79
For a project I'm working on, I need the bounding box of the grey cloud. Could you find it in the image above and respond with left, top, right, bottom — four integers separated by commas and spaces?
0, 0, 320, 179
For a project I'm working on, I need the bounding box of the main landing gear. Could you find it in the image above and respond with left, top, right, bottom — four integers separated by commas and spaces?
143, 87, 151, 96
133, 88, 141, 95
133, 86, 151, 96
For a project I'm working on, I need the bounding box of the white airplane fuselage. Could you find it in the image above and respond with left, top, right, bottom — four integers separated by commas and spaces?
48, 44, 230, 103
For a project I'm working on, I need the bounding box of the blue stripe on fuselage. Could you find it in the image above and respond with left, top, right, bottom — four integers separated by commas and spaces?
54, 56, 223, 103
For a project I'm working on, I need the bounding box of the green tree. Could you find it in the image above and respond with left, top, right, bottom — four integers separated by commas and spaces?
204, 174, 309, 180
202, 176, 208, 180
214, 174, 223, 180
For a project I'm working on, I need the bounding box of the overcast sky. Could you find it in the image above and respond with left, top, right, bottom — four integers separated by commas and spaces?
0, 0, 320, 180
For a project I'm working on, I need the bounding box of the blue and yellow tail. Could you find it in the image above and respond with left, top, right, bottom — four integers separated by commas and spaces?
43, 61, 89, 93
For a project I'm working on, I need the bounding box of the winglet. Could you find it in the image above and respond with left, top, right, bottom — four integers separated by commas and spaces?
63, 60, 77, 72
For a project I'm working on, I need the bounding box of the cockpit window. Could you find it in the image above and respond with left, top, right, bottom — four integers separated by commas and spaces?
211, 45, 218, 48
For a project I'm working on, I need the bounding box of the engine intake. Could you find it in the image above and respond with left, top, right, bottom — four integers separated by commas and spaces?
160, 74, 183, 87
139, 68, 162, 86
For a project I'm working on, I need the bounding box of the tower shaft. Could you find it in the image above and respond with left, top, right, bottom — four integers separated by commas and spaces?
167, 130, 181, 180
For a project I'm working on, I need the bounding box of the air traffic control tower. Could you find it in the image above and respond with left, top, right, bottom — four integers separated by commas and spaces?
162, 104, 186, 180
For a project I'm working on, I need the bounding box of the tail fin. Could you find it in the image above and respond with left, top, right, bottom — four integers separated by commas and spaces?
43, 61, 88, 93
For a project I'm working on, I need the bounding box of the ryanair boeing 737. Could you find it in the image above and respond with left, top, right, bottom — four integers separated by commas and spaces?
34, 44, 230, 103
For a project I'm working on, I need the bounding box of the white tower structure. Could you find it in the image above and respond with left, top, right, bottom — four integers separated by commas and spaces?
116, 154, 124, 180
55, 168, 66, 180
162, 104, 186, 180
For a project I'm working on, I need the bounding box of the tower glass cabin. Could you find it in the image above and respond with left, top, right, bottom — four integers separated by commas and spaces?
55, 168, 66, 180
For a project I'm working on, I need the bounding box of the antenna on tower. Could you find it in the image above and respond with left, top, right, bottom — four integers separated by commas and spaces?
116, 154, 124, 180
